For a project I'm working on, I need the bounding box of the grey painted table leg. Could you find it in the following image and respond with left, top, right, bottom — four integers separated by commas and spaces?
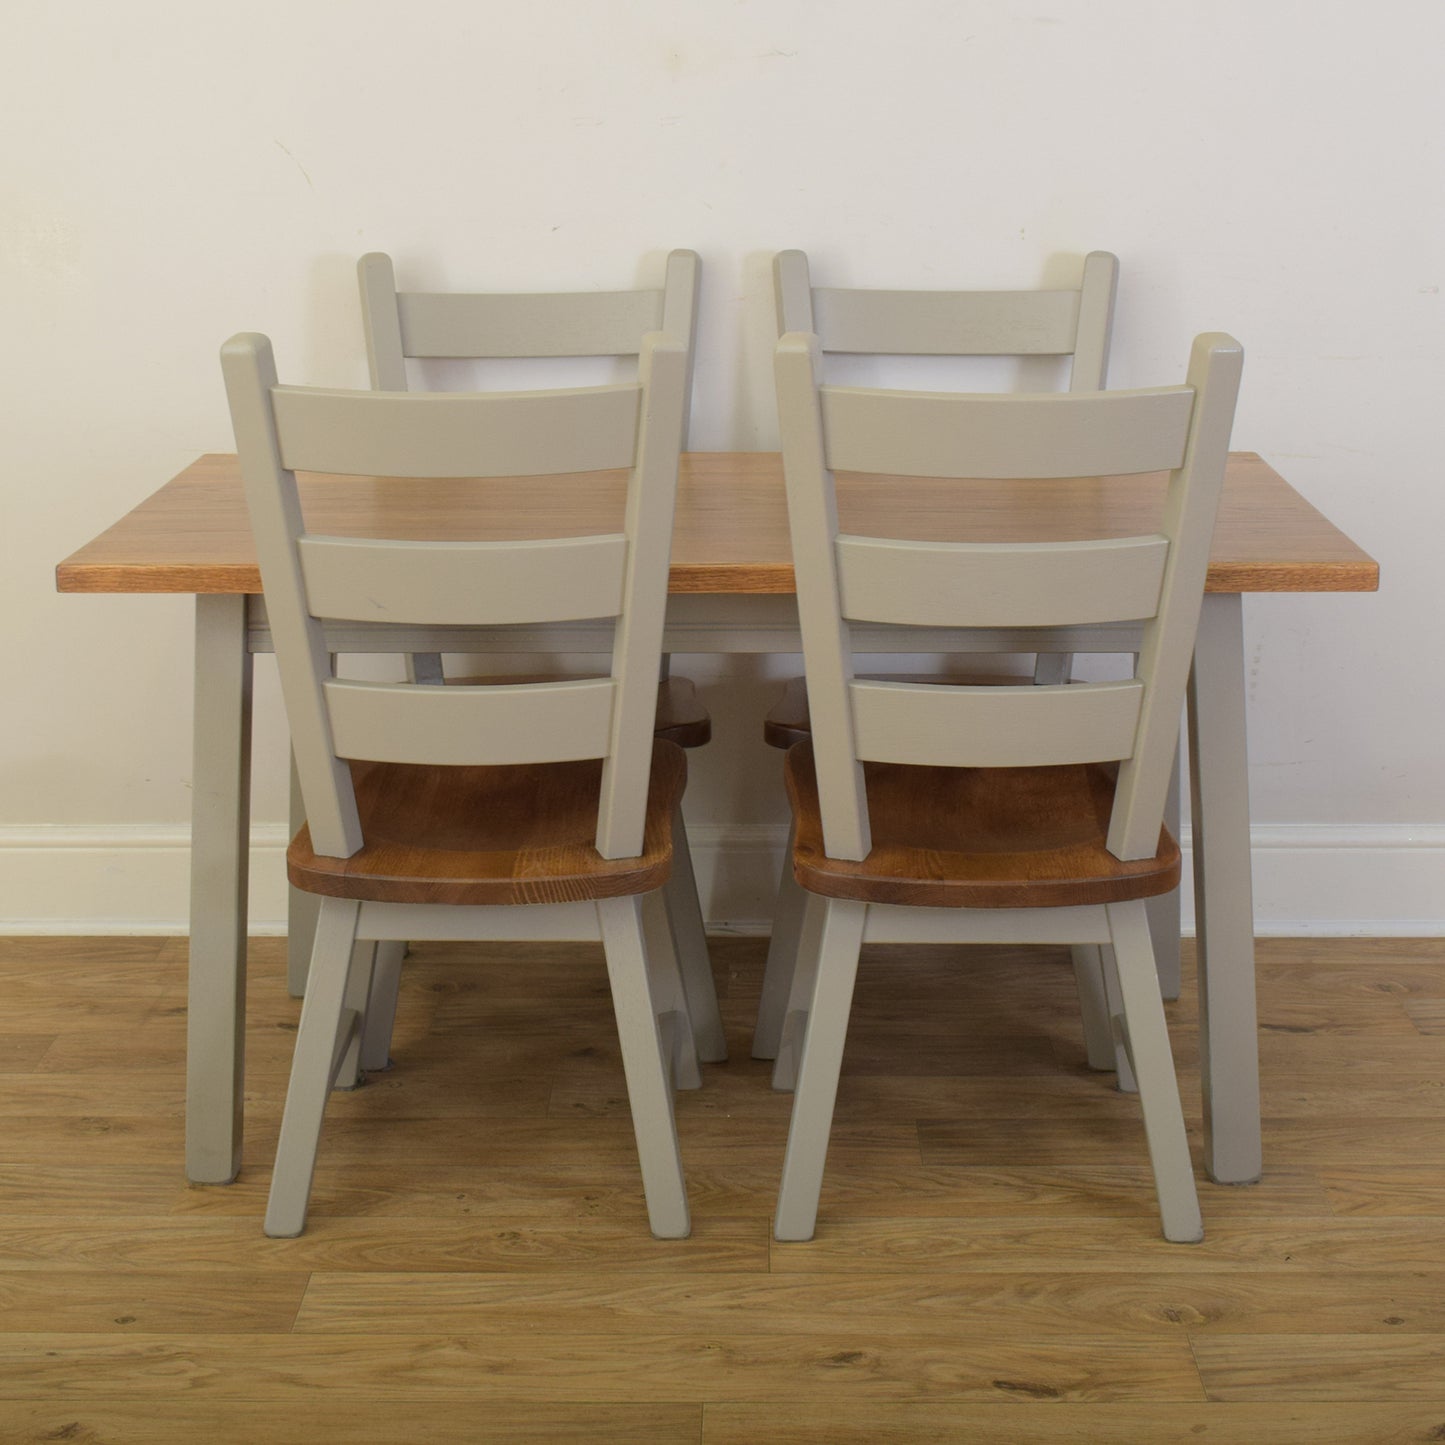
1188, 593, 1262, 1185
186, 595, 253, 1183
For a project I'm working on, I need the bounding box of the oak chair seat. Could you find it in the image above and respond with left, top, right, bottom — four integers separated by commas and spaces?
449, 674, 710, 749
764, 672, 1018, 751
785, 742, 1179, 909
289, 741, 686, 906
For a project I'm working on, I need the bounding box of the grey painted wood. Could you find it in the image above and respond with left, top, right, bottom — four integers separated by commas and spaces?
820, 384, 1193, 479
1108, 335, 1244, 860
773, 898, 868, 1240
769, 328, 1240, 1243
812, 285, 1083, 356
226, 325, 705, 1238
836, 535, 1168, 629
222, 335, 362, 859
323, 676, 615, 767
596, 336, 689, 859
299, 534, 628, 627
663, 805, 727, 1062
358, 248, 699, 372
1189, 594, 1263, 1184
272, 383, 640, 479
775, 333, 871, 860
753, 823, 806, 1061
849, 677, 1144, 768
357, 253, 408, 391
186, 594, 252, 1184
396, 288, 665, 358
598, 895, 691, 1238
1148, 741, 1184, 1000
265, 897, 363, 1236
1106, 900, 1202, 1241
286, 748, 321, 998
1071, 250, 1119, 391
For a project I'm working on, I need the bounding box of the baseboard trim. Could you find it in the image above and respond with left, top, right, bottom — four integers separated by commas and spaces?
2, 821, 1442, 937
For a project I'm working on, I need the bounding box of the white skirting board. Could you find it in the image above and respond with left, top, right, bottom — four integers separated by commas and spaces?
0, 821, 1442, 937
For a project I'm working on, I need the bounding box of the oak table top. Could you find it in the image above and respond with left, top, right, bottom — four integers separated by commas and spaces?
56, 451, 1378, 598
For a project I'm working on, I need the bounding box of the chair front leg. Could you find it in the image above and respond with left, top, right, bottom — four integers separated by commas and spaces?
265, 897, 363, 1238
1106, 900, 1202, 1244
774, 897, 867, 1242
597, 895, 690, 1239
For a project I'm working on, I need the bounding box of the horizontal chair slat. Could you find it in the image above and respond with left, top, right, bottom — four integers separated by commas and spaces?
299, 534, 628, 626
821, 385, 1195, 478
849, 678, 1144, 768
273, 384, 640, 478
324, 677, 615, 766
812, 287, 1082, 355
397, 290, 665, 358
836, 534, 1169, 628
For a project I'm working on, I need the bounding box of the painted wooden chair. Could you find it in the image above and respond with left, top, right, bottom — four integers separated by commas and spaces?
344, 250, 724, 1070
769, 327, 1242, 1243
222, 328, 709, 1238
755, 250, 1143, 1062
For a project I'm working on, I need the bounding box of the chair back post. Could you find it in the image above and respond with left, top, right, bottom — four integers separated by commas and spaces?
1107, 332, 1243, 858
661, 250, 701, 449
596, 332, 688, 858
775, 331, 871, 861
774, 250, 816, 338
357, 253, 408, 391
220, 333, 363, 856
1070, 250, 1119, 391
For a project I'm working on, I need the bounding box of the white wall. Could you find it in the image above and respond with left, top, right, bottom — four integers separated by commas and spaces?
4, 0, 1442, 932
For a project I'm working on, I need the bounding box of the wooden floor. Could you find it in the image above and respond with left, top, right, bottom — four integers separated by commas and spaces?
2, 934, 1445, 1442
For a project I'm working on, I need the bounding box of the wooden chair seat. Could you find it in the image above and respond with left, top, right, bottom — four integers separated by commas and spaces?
785, 741, 1179, 910
448, 674, 710, 748
289, 740, 686, 906
763, 672, 1020, 750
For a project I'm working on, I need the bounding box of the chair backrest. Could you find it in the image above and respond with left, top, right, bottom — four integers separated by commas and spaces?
359, 250, 700, 444
775, 329, 1242, 865
773, 249, 1118, 390
221, 330, 688, 863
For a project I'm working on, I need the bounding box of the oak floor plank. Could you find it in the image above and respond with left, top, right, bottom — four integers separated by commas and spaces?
0, 1036, 56, 1072
0, 1270, 308, 1333
1193, 1334, 1445, 1401
0, 1401, 702, 1445
0, 1216, 767, 1273
294, 1268, 1445, 1338
700, 1401, 1445, 1444
766, 1215, 1445, 1273
0, 1331, 1205, 1403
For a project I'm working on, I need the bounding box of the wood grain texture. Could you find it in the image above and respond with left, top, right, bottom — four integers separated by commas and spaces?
1, 935, 1443, 1437
786, 741, 1179, 907
55, 451, 1379, 596
288, 741, 685, 905
0, 1402, 702, 1444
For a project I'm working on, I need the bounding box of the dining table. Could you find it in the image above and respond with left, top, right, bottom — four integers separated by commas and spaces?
55, 450, 1379, 1192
